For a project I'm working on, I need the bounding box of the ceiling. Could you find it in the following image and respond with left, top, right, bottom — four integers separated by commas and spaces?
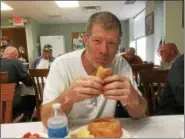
1, 1, 146, 24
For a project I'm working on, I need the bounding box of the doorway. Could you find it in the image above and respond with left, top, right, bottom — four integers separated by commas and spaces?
1, 27, 29, 63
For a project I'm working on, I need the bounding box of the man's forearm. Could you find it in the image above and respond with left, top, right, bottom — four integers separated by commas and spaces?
41, 93, 73, 127
126, 96, 147, 119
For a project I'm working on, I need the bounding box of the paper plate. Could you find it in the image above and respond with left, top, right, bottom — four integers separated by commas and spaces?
67, 125, 130, 138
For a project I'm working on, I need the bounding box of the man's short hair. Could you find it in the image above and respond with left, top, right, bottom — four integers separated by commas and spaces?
85, 11, 122, 37
43, 44, 52, 52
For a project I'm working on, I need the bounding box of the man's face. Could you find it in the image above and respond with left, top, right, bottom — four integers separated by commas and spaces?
160, 46, 171, 62
83, 24, 120, 68
2, 40, 9, 46
125, 49, 135, 61
42, 51, 52, 60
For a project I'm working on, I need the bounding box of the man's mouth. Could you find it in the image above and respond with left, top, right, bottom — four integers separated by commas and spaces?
97, 58, 108, 64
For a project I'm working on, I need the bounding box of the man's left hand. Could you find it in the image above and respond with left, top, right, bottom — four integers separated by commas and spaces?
103, 75, 140, 108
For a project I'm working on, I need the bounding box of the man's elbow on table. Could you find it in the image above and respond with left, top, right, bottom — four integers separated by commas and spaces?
127, 96, 147, 119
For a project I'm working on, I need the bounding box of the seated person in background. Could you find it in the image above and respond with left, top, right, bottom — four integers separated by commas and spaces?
121, 47, 143, 65
159, 43, 181, 70
155, 54, 184, 115
0, 47, 35, 121
41, 11, 147, 126
33, 44, 55, 69
0, 36, 12, 57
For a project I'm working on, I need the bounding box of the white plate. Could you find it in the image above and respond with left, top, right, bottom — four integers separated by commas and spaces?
67, 125, 130, 138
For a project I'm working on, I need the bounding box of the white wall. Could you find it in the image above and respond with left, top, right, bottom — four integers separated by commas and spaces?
165, 1, 184, 53
145, 1, 155, 62
154, 0, 165, 65
129, 18, 134, 43
128, 1, 184, 64
120, 20, 129, 50
1, 18, 34, 66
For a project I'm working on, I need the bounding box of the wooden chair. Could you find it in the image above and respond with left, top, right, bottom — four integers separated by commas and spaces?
139, 69, 169, 116
29, 69, 49, 119
0, 83, 16, 123
131, 63, 154, 86
0, 72, 8, 83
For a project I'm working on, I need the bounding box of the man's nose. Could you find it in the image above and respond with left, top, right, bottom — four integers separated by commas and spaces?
99, 42, 108, 55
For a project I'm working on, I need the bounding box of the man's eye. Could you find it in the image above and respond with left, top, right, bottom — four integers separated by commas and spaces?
110, 42, 116, 45
94, 40, 100, 43
108, 42, 116, 46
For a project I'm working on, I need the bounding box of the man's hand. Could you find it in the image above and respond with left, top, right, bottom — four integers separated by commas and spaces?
62, 76, 104, 103
103, 75, 140, 109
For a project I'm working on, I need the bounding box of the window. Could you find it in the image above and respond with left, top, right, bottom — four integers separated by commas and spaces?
134, 9, 145, 39
129, 41, 136, 49
136, 37, 146, 61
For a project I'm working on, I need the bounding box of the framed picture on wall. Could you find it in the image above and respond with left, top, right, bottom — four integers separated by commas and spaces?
72, 32, 85, 51
145, 12, 154, 36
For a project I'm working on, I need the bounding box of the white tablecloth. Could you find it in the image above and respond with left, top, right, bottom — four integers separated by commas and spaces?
1, 115, 184, 138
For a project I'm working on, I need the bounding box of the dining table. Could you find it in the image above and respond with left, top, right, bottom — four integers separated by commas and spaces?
1, 115, 184, 138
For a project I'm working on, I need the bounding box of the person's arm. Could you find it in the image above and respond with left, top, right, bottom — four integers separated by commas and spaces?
14, 60, 32, 86
32, 57, 40, 69
41, 59, 103, 127
124, 90, 147, 118
103, 75, 147, 119
41, 59, 70, 127
136, 56, 143, 64
41, 91, 74, 127
168, 55, 184, 105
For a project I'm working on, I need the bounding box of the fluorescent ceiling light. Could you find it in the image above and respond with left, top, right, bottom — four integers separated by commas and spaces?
1, 2, 13, 11
55, 1, 79, 8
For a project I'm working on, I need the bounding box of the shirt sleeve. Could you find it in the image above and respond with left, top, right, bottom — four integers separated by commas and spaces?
42, 58, 68, 105
168, 55, 184, 105
14, 60, 32, 86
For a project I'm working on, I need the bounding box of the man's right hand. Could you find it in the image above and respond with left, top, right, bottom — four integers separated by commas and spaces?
61, 76, 104, 104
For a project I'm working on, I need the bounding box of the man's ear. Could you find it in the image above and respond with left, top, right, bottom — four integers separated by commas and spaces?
83, 33, 89, 46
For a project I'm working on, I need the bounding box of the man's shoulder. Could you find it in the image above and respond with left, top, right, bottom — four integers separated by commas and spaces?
35, 56, 42, 61
113, 54, 131, 68
52, 49, 84, 65
1, 58, 23, 67
171, 54, 184, 69
175, 54, 184, 63
135, 55, 142, 60
57, 49, 83, 60
2, 58, 20, 63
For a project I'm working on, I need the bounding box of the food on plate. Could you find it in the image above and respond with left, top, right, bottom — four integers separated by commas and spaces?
70, 117, 122, 138
88, 117, 122, 138
70, 127, 94, 138
96, 66, 112, 79
22, 132, 45, 138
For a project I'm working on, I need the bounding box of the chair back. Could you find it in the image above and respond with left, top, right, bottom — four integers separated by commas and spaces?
131, 63, 154, 85
0, 83, 16, 123
0, 72, 8, 83
29, 69, 49, 115
139, 69, 169, 116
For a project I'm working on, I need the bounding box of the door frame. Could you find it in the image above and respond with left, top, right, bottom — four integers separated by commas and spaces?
1, 25, 33, 66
